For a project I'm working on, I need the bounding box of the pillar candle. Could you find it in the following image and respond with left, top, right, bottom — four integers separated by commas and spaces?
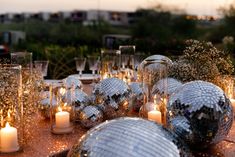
0, 122, 19, 153
148, 110, 162, 124
55, 109, 70, 128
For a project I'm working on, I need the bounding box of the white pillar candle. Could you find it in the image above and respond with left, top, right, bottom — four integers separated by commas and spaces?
148, 110, 162, 124
0, 122, 19, 153
55, 108, 70, 128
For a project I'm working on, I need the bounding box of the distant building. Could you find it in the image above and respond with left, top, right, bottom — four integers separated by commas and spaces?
0, 9, 137, 26
1, 31, 26, 46
70, 10, 87, 23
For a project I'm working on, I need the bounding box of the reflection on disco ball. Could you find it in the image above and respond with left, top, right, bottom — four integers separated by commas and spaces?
92, 78, 131, 119
38, 97, 57, 118
67, 117, 191, 157
129, 82, 144, 112
79, 105, 103, 128
152, 78, 183, 96
167, 80, 233, 148
65, 89, 91, 121
63, 75, 82, 89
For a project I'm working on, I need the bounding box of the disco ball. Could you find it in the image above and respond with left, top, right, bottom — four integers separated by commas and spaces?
152, 78, 183, 96
63, 75, 82, 89
38, 97, 57, 119
65, 89, 91, 121
67, 117, 191, 157
167, 80, 233, 148
129, 82, 144, 112
79, 105, 104, 128
92, 78, 131, 119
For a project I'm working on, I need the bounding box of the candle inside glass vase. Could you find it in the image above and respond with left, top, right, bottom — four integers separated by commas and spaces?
147, 105, 162, 124
0, 122, 19, 153
55, 107, 70, 128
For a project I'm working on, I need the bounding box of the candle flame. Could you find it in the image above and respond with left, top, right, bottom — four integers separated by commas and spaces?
103, 73, 108, 79
59, 88, 66, 95
64, 103, 67, 107
58, 107, 62, 112
154, 105, 157, 111
5, 122, 10, 128
7, 110, 11, 118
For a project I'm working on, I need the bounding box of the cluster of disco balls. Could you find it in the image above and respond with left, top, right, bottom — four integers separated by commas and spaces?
67, 80, 233, 157
39, 55, 233, 156
38, 76, 133, 129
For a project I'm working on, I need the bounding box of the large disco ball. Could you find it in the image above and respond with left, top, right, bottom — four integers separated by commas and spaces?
167, 80, 233, 148
92, 78, 131, 119
65, 89, 91, 121
67, 117, 190, 157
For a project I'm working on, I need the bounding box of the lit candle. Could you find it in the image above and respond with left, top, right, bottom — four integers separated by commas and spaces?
103, 73, 108, 79
59, 88, 66, 96
148, 106, 162, 124
55, 107, 70, 128
0, 122, 19, 153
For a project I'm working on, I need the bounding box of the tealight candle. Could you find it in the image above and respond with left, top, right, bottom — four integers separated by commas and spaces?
55, 107, 70, 128
0, 122, 19, 153
148, 110, 162, 124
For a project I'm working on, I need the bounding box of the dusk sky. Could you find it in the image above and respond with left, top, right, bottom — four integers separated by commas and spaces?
0, 0, 234, 16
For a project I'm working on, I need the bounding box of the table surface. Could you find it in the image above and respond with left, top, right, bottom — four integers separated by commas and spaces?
1, 83, 235, 157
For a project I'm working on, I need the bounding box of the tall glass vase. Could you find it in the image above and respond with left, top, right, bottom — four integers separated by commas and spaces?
139, 59, 168, 125
0, 64, 23, 153
11, 52, 35, 141
100, 50, 121, 80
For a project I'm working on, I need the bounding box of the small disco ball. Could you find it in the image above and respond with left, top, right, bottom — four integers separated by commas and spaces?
65, 89, 91, 121
63, 75, 82, 89
67, 117, 191, 157
79, 105, 104, 128
129, 82, 144, 112
152, 78, 183, 96
38, 97, 57, 119
92, 78, 131, 119
167, 80, 233, 148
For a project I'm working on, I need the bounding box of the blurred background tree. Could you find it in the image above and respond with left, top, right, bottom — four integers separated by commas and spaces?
1, 3, 235, 78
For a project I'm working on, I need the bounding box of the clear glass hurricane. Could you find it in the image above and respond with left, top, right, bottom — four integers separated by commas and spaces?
88, 55, 99, 85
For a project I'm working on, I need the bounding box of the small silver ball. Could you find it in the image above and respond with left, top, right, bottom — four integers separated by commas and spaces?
92, 78, 131, 119
79, 105, 103, 128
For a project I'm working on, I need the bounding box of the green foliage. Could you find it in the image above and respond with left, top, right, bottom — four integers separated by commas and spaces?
169, 40, 234, 85
132, 9, 197, 54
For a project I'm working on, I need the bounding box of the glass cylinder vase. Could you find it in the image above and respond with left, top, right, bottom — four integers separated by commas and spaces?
11, 52, 36, 141
139, 58, 168, 125
50, 84, 74, 134
100, 50, 121, 80
0, 64, 23, 153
